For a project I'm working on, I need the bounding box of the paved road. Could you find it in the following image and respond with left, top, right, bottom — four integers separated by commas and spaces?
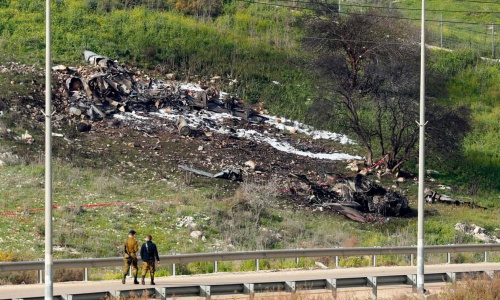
0, 263, 498, 299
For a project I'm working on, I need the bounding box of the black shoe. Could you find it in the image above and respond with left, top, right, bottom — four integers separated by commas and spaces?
150, 281, 155, 285
122, 277, 126, 284
134, 280, 140, 284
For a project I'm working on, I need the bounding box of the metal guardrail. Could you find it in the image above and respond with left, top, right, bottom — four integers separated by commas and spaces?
1, 244, 500, 300
1, 244, 499, 275
8, 270, 500, 300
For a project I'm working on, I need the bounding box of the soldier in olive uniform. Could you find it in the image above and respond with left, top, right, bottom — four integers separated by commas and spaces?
122, 230, 139, 284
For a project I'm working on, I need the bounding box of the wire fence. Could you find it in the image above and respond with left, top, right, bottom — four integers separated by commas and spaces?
334, 1, 500, 58
426, 20, 497, 58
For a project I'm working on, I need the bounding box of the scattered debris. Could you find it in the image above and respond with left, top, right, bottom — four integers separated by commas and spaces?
76, 122, 92, 132
455, 223, 500, 243
424, 188, 487, 209
177, 117, 191, 136
286, 173, 409, 223
20, 130, 34, 143
54, 50, 268, 123
178, 164, 243, 182
346, 159, 365, 172
1, 56, 412, 224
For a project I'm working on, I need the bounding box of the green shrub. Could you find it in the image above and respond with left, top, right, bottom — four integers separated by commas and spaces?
429, 49, 477, 78
339, 256, 371, 268
240, 259, 271, 271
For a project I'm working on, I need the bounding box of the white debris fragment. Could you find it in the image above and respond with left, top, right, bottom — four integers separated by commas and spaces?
180, 83, 204, 92
20, 130, 34, 143
150, 105, 361, 161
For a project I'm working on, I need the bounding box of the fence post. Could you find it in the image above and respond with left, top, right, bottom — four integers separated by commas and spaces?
410, 254, 414, 266
244, 283, 255, 300
367, 276, 378, 300
372, 255, 376, 267
285, 281, 296, 294
255, 259, 260, 271
335, 256, 339, 268
214, 261, 218, 273
440, 13, 443, 48
484, 251, 488, 263
83, 268, 88, 281
326, 278, 337, 298
406, 274, 417, 293
447, 252, 451, 264
446, 272, 456, 283
172, 263, 176, 277
492, 24, 495, 59
38, 270, 43, 284
200, 285, 211, 300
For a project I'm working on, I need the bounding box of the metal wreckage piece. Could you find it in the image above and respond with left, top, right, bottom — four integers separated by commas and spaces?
424, 188, 487, 209
288, 173, 410, 223
178, 164, 243, 182
61, 50, 267, 123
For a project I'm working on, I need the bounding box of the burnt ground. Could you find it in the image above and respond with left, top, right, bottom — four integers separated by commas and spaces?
1, 62, 412, 223
0, 62, 357, 183
56, 117, 350, 186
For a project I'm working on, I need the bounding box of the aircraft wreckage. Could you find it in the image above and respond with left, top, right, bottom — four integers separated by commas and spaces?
50, 50, 411, 223
56, 50, 267, 124
286, 173, 410, 223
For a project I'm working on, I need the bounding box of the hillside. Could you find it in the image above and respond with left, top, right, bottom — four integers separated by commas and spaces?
0, 0, 499, 283
1, 58, 499, 271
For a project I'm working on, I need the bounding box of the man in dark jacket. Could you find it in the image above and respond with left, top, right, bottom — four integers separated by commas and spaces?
140, 234, 160, 285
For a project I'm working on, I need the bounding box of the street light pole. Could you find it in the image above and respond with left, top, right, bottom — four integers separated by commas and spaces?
44, 0, 53, 298
417, 0, 426, 295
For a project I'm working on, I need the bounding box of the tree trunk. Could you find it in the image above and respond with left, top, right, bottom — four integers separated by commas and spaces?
365, 147, 373, 166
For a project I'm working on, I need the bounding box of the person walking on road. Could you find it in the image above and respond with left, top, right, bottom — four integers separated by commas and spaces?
122, 230, 139, 284
140, 234, 160, 285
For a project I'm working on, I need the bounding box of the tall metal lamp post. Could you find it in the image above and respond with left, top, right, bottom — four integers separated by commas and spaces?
45, 0, 54, 298
417, 0, 426, 295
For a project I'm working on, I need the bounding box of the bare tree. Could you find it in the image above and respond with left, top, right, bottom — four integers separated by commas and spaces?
302, 5, 470, 171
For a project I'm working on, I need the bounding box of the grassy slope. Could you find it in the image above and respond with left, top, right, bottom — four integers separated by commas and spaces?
0, 0, 499, 279
394, 0, 499, 56
449, 61, 500, 191
380, 0, 500, 193
0, 1, 314, 121
0, 70, 498, 280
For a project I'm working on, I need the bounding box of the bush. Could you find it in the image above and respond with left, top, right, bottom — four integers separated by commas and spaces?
438, 274, 500, 300
429, 49, 477, 78
54, 269, 84, 282
0, 271, 38, 285
339, 256, 371, 268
